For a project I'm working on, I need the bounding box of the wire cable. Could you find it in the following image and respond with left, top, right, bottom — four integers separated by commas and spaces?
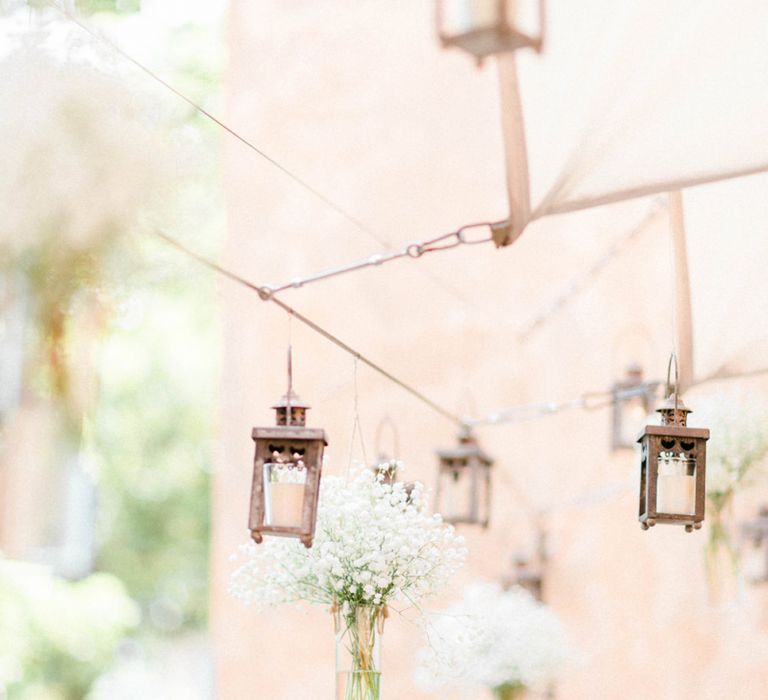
156, 231, 768, 429
265, 221, 497, 294
153, 230, 464, 426
47, 0, 391, 249
46, 0, 483, 307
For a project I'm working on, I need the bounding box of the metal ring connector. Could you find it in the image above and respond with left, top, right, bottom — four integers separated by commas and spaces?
406, 243, 423, 258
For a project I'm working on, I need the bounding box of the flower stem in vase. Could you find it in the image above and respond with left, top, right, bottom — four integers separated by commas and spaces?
493, 683, 526, 700
336, 605, 382, 700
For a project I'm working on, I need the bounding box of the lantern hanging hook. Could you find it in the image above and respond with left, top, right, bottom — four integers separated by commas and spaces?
665, 352, 680, 426
374, 415, 400, 461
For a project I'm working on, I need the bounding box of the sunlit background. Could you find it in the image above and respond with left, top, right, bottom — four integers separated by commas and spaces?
3, 1, 768, 699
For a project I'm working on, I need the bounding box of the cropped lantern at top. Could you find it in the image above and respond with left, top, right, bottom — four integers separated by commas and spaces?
611, 363, 654, 451
637, 357, 709, 532
249, 351, 327, 548
435, 427, 493, 527
435, 0, 545, 65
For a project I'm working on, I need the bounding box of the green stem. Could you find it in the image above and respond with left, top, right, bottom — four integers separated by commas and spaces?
493, 683, 526, 700
338, 606, 382, 700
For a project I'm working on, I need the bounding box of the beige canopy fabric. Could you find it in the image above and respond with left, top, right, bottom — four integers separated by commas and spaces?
496, 0, 768, 383
500, 0, 768, 221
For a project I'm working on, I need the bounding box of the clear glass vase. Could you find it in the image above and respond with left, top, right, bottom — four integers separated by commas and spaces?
335, 605, 383, 700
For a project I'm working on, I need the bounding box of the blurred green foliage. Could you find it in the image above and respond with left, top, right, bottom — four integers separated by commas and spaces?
75, 0, 140, 15
3, 0, 224, 694
0, 560, 139, 699
91, 255, 217, 633
23, 0, 140, 13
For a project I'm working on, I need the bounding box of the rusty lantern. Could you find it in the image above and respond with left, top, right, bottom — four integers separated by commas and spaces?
611, 363, 654, 451
435, 0, 545, 65
371, 458, 400, 485
503, 554, 544, 600
637, 356, 709, 532
249, 351, 327, 548
370, 460, 421, 503
369, 416, 419, 498
370, 416, 401, 485
501, 529, 546, 599
435, 427, 493, 527
740, 506, 768, 584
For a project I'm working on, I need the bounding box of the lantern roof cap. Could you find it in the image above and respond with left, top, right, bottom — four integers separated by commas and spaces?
271, 389, 311, 411
656, 394, 692, 414
437, 429, 493, 464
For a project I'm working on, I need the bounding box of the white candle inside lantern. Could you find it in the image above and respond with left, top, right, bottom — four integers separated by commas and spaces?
656, 453, 695, 515
264, 463, 307, 528
267, 482, 305, 527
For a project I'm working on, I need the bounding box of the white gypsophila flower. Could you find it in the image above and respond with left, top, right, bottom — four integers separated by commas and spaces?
0, 46, 170, 257
414, 581, 569, 695
228, 468, 467, 609
686, 389, 768, 498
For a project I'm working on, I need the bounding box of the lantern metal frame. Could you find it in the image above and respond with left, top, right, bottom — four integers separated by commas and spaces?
637, 355, 709, 532
741, 506, 768, 584
611, 363, 654, 451
435, 0, 546, 65
435, 426, 493, 527
249, 350, 327, 548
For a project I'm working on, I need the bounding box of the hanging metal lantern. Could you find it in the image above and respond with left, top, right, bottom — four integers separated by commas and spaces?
435, 427, 493, 526
501, 529, 546, 599
502, 554, 544, 600
637, 356, 709, 532
368, 416, 420, 499
249, 350, 327, 548
370, 416, 401, 484
611, 363, 655, 450
740, 506, 768, 584
435, 0, 545, 65
371, 458, 400, 485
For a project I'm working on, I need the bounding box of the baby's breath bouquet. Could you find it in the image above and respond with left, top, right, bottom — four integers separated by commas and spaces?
230, 468, 466, 699
415, 582, 569, 700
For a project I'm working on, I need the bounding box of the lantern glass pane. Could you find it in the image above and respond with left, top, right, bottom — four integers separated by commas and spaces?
263, 460, 307, 528
442, 0, 517, 34
655, 452, 696, 515
440, 462, 473, 521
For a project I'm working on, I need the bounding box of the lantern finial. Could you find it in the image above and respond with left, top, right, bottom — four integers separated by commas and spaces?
656, 353, 691, 426
272, 346, 311, 426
